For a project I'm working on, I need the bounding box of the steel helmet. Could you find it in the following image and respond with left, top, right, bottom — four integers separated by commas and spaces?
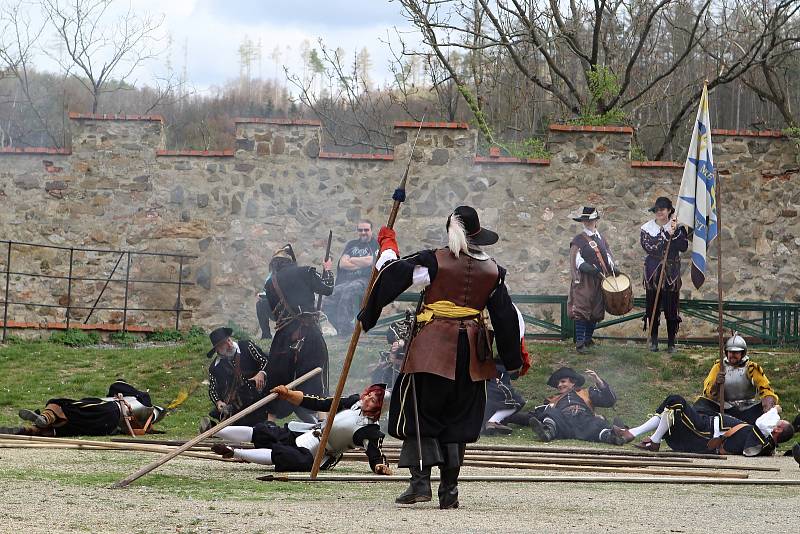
725, 332, 747, 353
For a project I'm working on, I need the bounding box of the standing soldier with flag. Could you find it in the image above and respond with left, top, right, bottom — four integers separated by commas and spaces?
359, 206, 523, 509
640, 197, 689, 352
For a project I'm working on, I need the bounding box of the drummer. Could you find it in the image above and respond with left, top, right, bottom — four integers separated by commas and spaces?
640, 197, 689, 353
567, 207, 618, 353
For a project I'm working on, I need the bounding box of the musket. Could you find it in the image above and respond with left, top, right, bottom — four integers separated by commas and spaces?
310, 119, 426, 478
317, 229, 334, 395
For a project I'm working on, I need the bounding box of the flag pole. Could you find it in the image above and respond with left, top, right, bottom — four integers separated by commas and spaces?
715, 167, 725, 417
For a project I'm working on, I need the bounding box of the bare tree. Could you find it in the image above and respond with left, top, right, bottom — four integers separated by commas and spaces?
41, 0, 167, 113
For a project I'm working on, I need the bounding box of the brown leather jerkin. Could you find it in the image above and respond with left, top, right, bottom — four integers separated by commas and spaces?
401, 248, 499, 381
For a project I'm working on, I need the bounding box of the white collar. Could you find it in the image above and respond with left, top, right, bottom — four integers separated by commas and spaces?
582, 228, 600, 237
641, 219, 666, 237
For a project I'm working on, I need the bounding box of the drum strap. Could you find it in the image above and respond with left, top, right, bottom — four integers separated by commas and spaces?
582, 234, 610, 276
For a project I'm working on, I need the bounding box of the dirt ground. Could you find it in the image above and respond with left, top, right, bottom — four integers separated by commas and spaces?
1, 446, 799, 534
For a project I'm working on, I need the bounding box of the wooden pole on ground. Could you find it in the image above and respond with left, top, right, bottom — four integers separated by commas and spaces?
380, 442, 726, 460
310, 122, 424, 478
111, 367, 321, 488
257, 474, 800, 486
0, 437, 232, 461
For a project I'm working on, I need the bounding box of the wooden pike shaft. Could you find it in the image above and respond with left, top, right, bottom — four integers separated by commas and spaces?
460, 460, 747, 478
258, 474, 800, 486
111, 367, 321, 488
380, 442, 725, 460
340, 452, 777, 472
310, 147, 418, 478
0, 439, 232, 461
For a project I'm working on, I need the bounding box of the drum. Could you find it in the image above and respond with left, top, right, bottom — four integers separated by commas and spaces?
601, 273, 633, 316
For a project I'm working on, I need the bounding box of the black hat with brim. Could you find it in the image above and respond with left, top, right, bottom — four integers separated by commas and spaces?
207, 327, 233, 358
449, 205, 499, 246
571, 206, 600, 222
547, 367, 585, 388
649, 196, 675, 215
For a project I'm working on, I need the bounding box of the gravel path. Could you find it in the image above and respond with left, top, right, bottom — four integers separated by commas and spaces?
1, 448, 799, 533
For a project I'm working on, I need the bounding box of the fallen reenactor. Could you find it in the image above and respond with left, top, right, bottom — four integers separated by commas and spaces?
210, 383, 392, 474
3, 380, 166, 437
693, 333, 779, 425
614, 394, 794, 456
527, 367, 625, 445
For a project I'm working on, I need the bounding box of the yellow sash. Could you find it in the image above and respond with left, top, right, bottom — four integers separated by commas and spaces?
416, 300, 481, 324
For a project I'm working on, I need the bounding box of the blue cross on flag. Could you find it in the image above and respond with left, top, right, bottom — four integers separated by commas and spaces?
675, 84, 718, 289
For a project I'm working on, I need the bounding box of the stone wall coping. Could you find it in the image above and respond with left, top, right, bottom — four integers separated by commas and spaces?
0, 320, 155, 332
711, 128, 785, 138
318, 151, 394, 161
549, 124, 634, 134
234, 117, 322, 126
473, 155, 550, 166
156, 149, 234, 157
0, 147, 71, 155
393, 121, 470, 129
631, 161, 683, 169
68, 112, 164, 122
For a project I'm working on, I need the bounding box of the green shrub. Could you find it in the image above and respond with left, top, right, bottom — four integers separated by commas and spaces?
504, 137, 551, 159
109, 331, 139, 346
186, 325, 205, 338
146, 329, 185, 342
49, 329, 101, 347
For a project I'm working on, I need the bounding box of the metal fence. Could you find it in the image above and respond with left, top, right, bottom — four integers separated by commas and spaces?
0, 240, 196, 342
371, 293, 800, 346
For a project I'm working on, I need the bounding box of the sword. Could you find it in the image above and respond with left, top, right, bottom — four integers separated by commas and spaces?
403, 290, 426, 471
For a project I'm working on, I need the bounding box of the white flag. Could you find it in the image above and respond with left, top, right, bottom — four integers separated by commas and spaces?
675, 84, 718, 289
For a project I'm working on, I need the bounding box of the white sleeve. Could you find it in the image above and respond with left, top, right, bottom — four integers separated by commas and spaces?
375, 249, 430, 287
755, 407, 780, 437
575, 253, 585, 269
514, 304, 525, 341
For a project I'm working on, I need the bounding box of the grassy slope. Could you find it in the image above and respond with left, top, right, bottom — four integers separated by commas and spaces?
1, 335, 798, 446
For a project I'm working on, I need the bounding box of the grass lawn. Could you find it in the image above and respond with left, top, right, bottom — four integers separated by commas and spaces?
1, 332, 798, 447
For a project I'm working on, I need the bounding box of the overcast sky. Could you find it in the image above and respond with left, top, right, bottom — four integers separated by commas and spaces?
22, 0, 420, 93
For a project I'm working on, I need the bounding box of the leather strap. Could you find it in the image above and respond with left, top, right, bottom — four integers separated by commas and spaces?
707, 422, 749, 451
581, 234, 609, 276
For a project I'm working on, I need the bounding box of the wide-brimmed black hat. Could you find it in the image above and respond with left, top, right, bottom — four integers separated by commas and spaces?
648, 196, 675, 216
207, 327, 233, 358
570, 206, 600, 222
448, 205, 498, 246
547, 367, 585, 388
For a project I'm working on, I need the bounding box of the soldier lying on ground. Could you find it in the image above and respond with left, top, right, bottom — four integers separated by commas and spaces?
525, 367, 626, 445
1, 380, 165, 437
614, 394, 794, 456
210, 383, 392, 474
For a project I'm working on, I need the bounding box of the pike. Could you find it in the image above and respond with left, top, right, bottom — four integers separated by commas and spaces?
310, 119, 426, 478
111, 366, 321, 489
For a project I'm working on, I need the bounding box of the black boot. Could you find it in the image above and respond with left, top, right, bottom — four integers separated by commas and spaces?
666, 320, 679, 353
395, 465, 432, 504
438, 443, 464, 509
18, 409, 49, 428
530, 416, 556, 442
649, 322, 660, 352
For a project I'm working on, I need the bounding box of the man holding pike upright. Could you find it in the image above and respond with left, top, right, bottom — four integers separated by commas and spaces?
359, 205, 523, 509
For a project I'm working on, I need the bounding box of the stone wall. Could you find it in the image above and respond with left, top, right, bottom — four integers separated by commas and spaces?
0, 114, 798, 338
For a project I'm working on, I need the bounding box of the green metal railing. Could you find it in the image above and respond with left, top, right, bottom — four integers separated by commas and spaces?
370, 293, 800, 346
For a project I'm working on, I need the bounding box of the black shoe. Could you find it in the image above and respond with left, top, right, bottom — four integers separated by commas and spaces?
395, 466, 432, 504
585, 339, 597, 347
667, 344, 677, 354
576, 343, 590, 354
18, 409, 48, 428
530, 417, 554, 442
792, 444, 800, 468
211, 443, 235, 459
649, 340, 659, 352
438, 466, 460, 509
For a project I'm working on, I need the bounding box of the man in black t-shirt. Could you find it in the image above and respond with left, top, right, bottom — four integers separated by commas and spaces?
323, 220, 378, 335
